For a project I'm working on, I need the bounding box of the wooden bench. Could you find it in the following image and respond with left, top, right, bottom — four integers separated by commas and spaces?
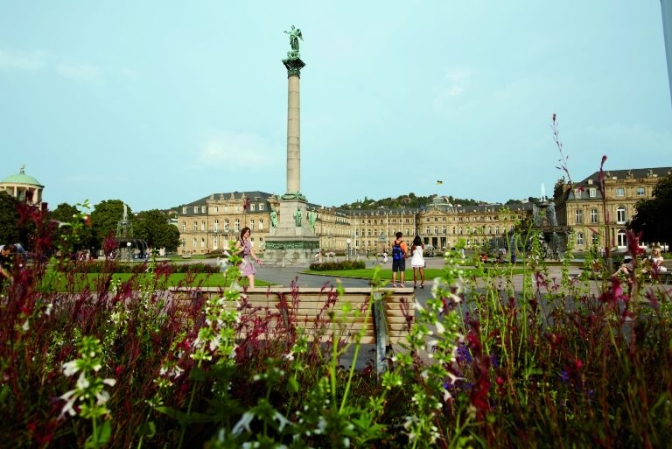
170, 286, 415, 375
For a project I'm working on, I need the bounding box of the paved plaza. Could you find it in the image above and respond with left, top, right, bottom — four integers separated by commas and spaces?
251, 257, 672, 304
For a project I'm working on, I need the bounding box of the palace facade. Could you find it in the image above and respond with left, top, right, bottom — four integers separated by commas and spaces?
554, 167, 672, 252
176, 166, 671, 257
176, 192, 535, 256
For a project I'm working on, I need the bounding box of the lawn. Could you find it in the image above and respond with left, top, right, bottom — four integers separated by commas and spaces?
40, 269, 269, 291
303, 266, 525, 282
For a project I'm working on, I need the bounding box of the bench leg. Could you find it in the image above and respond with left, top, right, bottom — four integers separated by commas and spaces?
373, 294, 389, 377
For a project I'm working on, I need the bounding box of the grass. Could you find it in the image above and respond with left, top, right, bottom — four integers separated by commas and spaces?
303, 266, 525, 281
40, 270, 271, 290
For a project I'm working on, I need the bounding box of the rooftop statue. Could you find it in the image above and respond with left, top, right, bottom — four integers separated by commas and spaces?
284, 25, 303, 59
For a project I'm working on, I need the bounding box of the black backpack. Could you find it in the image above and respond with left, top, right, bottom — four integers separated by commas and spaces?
392, 241, 404, 261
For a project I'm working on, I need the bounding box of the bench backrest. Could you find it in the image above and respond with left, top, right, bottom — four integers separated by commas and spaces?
171, 287, 414, 344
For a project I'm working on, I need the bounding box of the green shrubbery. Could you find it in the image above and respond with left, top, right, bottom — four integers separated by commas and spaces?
309, 259, 366, 271
2, 199, 672, 448
59, 260, 218, 274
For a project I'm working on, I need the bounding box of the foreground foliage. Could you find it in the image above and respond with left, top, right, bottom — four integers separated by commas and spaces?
1, 206, 672, 448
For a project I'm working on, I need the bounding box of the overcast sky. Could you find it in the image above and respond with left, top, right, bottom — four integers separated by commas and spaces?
2, 1, 670, 211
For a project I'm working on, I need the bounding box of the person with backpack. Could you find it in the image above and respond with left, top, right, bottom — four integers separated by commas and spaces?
391, 232, 408, 288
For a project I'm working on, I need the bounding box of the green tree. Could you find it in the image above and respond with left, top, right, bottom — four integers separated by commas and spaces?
134, 209, 181, 251
630, 173, 672, 246
0, 192, 21, 245
90, 200, 128, 250
48, 202, 97, 254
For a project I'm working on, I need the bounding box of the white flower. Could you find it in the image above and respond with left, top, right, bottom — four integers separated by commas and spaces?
273, 411, 291, 431
435, 321, 445, 335
76, 372, 90, 390
95, 390, 110, 406
22, 320, 29, 331
232, 411, 255, 435
62, 360, 80, 377
59, 390, 77, 417
102, 378, 117, 387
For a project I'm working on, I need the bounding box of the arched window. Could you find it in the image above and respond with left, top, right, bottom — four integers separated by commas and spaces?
616, 207, 626, 224
617, 229, 627, 247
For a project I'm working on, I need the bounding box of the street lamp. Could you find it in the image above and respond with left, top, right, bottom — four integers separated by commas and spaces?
181, 238, 185, 255
346, 238, 352, 261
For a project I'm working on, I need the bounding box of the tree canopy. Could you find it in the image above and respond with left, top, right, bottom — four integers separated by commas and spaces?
134, 209, 180, 251
630, 173, 672, 246
0, 192, 21, 245
338, 193, 483, 210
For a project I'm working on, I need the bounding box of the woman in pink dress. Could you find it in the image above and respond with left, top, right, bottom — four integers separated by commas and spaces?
234, 227, 262, 288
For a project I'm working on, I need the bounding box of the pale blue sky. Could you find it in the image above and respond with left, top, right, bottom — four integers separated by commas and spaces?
2, 1, 670, 211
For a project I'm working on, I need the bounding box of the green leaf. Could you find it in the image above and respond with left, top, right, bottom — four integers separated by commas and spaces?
136, 421, 156, 438
287, 376, 299, 393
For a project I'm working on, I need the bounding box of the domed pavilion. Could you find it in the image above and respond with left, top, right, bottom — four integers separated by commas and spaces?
0, 165, 44, 206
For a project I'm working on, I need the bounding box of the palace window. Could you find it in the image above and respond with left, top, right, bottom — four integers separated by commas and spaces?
576, 232, 584, 245
616, 187, 625, 197
575, 209, 583, 224
592, 233, 599, 245
259, 219, 264, 230
617, 207, 626, 224
200, 238, 205, 248
235, 219, 240, 232
214, 220, 219, 232
590, 209, 598, 224
259, 204, 265, 211
636, 187, 645, 196
200, 221, 205, 231
250, 219, 255, 231
224, 219, 230, 230
193, 206, 198, 213
250, 204, 256, 211
589, 188, 596, 198
193, 221, 197, 232
182, 222, 186, 232
201, 206, 206, 213
617, 230, 627, 247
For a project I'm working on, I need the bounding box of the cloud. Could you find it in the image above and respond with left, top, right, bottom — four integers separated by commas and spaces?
433, 67, 473, 110
195, 131, 282, 170
56, 62, 103, 84
0, 48, 47, 70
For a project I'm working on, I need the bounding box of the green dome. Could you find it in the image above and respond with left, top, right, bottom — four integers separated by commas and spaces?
1, 166, 43, 187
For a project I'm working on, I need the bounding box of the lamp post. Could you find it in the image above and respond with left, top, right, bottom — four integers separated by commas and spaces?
181, 238, 185, 255
346, 238, 351, 261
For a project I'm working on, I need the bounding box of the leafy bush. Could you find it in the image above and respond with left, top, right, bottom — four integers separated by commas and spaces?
309, 259, 366, 271
59, 260, 218, 274
2, 161, 672, 447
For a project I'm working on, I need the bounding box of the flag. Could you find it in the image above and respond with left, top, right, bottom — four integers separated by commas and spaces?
243, 197, 250, 212
436, 180, 443, 185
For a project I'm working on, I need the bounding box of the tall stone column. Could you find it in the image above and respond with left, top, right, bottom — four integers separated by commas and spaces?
661, 0, 672, 105
283, 58, 305, 197
263, 27, 319, 267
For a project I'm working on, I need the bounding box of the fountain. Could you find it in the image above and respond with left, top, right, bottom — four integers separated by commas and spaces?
113, 204, 147, 261
533, 184, 570, 259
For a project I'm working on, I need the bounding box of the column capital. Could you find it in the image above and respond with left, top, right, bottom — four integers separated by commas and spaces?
283, 57, 306, 77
